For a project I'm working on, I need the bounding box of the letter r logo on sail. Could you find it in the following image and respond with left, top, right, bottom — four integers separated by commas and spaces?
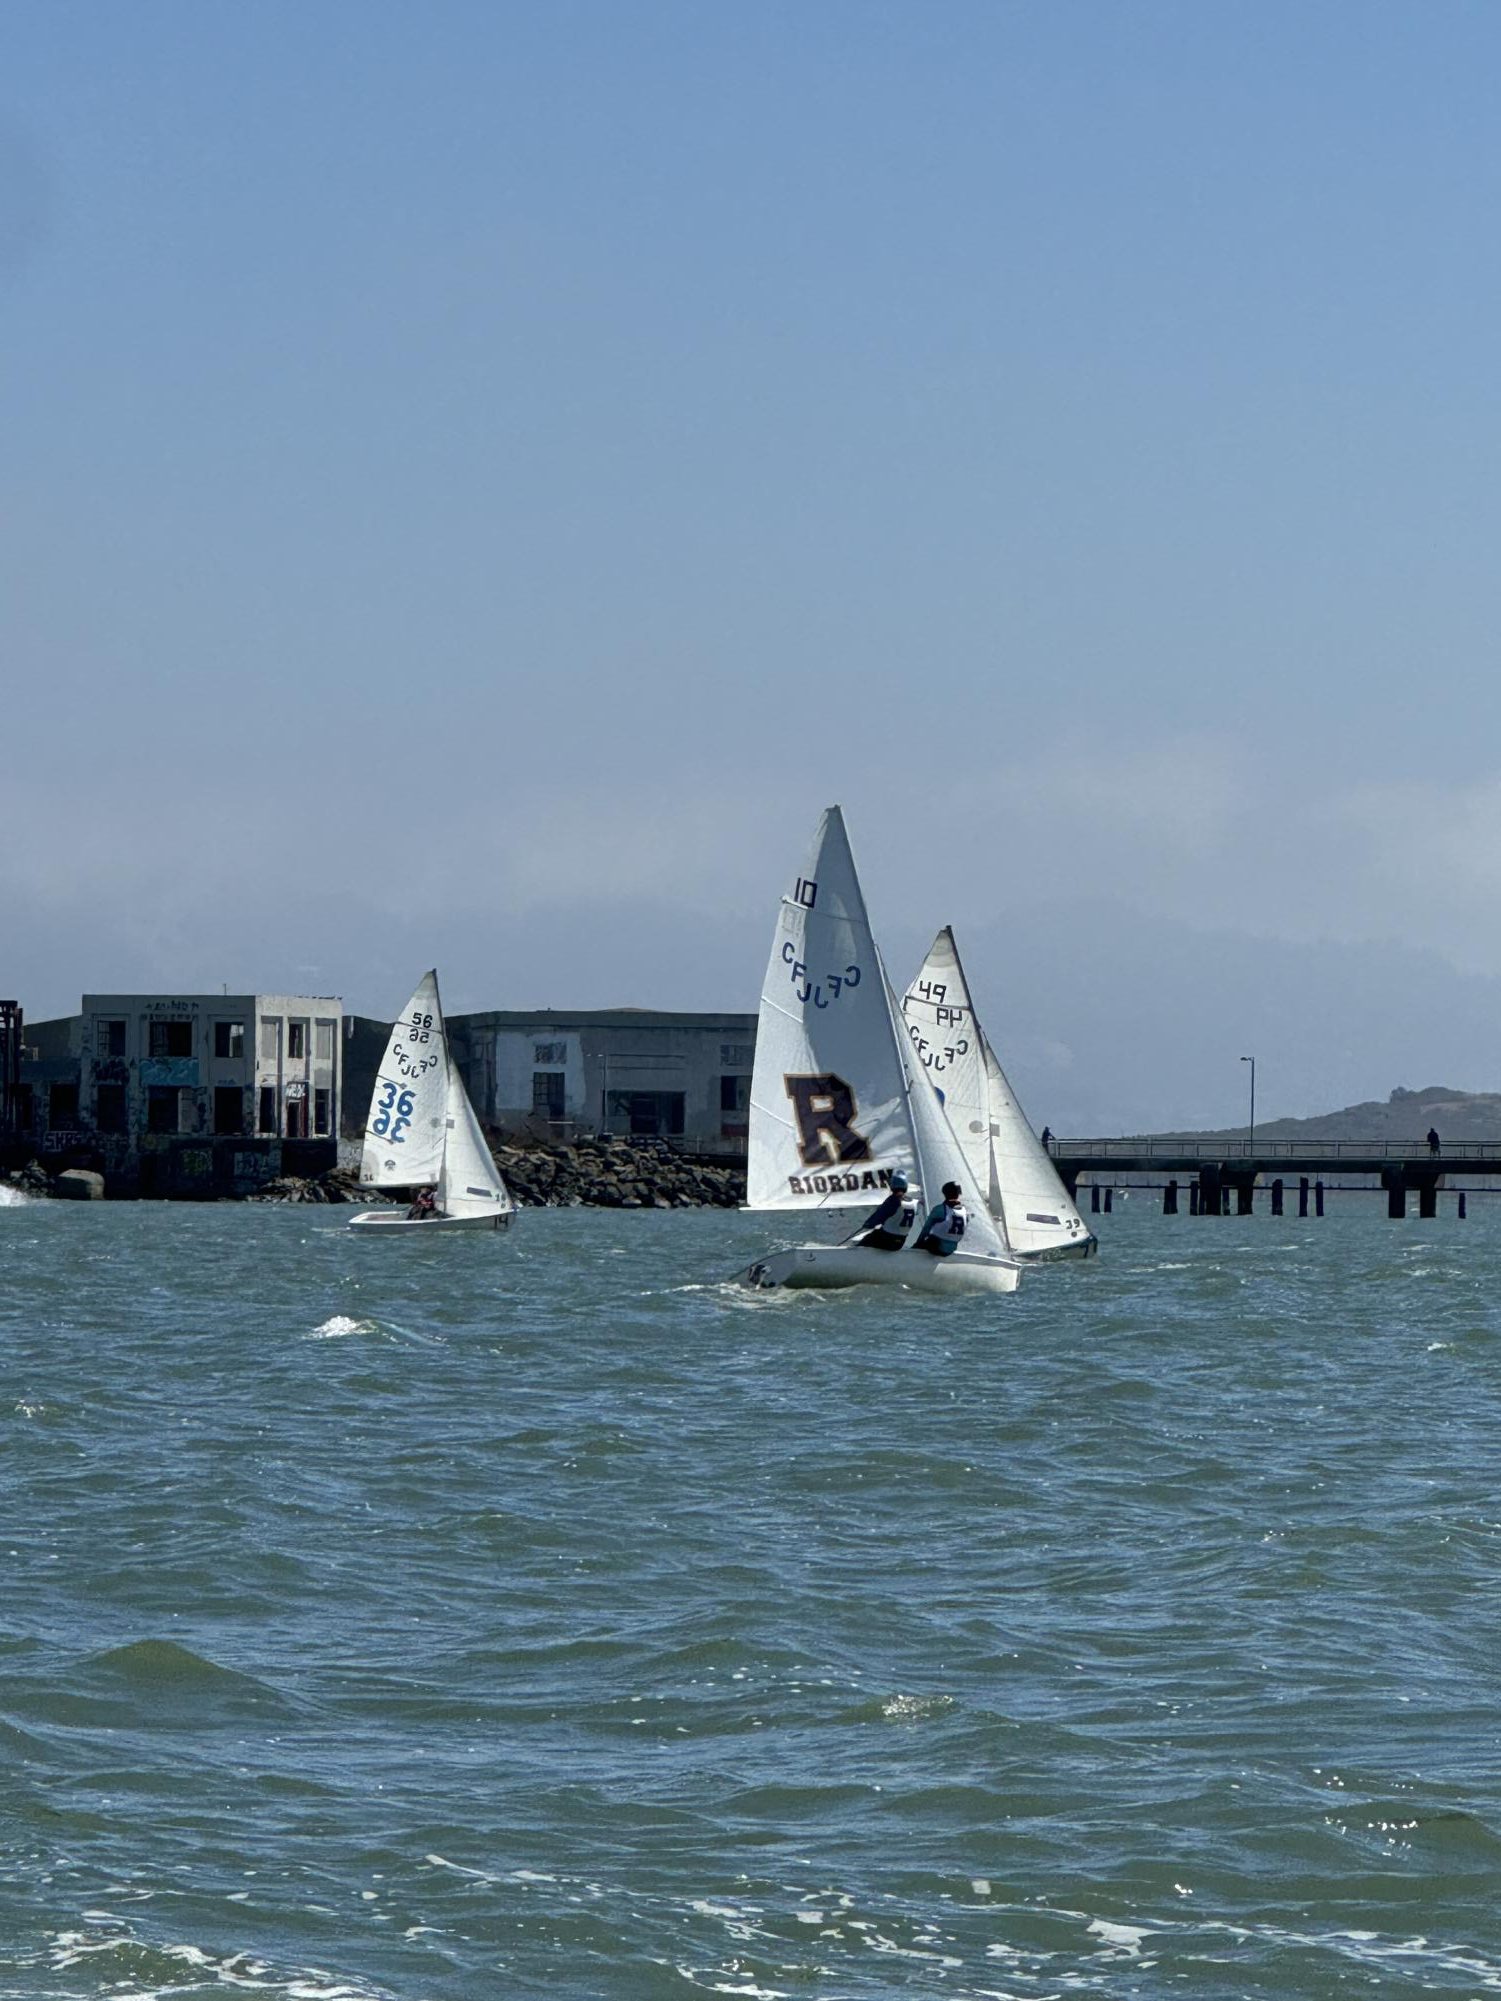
785, 1073, 872, 1167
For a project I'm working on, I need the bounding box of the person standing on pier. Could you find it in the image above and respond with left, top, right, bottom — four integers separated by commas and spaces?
1428, 1127, 1441, 1157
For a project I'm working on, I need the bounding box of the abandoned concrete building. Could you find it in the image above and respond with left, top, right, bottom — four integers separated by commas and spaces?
8, 992, 343, 1195
344, 1008, 758, 1154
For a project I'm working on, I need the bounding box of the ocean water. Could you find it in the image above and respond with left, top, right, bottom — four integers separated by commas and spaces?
3, 1194, 1501, 1999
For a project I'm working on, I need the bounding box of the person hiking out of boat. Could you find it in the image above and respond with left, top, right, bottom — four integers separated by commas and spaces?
407, 1185, 440, 1221
1427, 1127, 1441, 1157
916, 1181, 967, 1256
854, 1171, 918, 1251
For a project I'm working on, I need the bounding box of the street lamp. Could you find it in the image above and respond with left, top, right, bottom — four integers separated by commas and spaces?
1240, 1055, 1255, 1157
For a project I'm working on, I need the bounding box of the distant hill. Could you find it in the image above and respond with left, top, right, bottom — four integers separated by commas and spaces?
1143, 1086, 1501, 1148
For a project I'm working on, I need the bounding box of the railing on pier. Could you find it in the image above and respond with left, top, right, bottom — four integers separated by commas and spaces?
1051, 1139, 1501, 1164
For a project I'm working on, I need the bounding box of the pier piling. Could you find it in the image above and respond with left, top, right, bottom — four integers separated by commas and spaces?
1271, 1178, 1284, 1216
1164, 1178, 1178, 1215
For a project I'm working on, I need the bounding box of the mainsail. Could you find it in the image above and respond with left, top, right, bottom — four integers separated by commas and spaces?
360, 971, 450, 1188
745, 808, 1007, 1261
902, 927, 1092, 1259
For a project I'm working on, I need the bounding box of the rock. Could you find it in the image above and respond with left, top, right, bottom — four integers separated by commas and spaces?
53, 1169, 105, 1201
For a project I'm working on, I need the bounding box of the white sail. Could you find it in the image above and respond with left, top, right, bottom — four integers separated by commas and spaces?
747, 808, 918, 1213
437, 1064, 514, 1219
886, 962, 1010, 1260
904, 927, 1092, 1259
900, 929, 996, 1211
360, 971, 450, 1188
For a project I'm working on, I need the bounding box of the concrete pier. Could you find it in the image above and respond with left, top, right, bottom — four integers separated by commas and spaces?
1046, 1140, 1492, 1223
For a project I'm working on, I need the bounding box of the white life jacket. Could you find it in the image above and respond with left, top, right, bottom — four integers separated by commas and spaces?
930, 1200, 968, 1242
869, 1191, 917, 1236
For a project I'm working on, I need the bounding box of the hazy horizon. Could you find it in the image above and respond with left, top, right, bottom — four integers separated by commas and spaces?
6, 3, 1501, 1132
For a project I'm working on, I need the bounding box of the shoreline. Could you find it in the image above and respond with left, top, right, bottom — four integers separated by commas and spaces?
4, 1134, 748, 1210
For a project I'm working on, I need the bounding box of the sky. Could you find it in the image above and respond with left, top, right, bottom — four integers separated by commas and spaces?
4, 1, 1501, 1132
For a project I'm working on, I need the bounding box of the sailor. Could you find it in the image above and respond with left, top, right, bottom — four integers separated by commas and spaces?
855, 1170, 918, 1251
916, 1181, 967, 1256
407, 1184, 440, 1221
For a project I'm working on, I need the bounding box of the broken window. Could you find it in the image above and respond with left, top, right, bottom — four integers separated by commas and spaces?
532, 1071, 566, 1121
285, 1092, 308, 1139
720, 1074, 750, 1114
257, 1086, 277, 1134
214, 1021, 245, 1060
288, 1021, 306, 1059
314, 1088, 330, 1135
49, 1082, 79, 1128
534, 1041, 566, 1065
96, 1083, 128, 1134
149, 1020, 193, 1060
214, 1086, 244, 1136
315, 1020, 334, 1060
607, 1090, 684, 1138
98, 1018, 127, 1058
260, 1019, 279, 1060
720, 1043, 754, 1067
147, 1086, 181, 1134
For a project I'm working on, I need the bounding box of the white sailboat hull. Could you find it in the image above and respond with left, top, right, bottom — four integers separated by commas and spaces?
740, 1242, 1021, 1294
1016, 1236, 1097, 1263
348, 1207, 513, 1234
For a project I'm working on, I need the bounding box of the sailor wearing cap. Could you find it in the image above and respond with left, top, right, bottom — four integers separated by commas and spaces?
854, 1170, 919, 1251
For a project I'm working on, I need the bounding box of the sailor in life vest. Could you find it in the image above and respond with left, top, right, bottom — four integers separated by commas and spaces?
855, 1170, 919, 1251
916, 1181, 967, 1256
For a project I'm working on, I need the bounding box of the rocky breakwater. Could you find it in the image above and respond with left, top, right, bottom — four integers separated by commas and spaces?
493, 1136, 745, 1209
260, 1137, 746, 1209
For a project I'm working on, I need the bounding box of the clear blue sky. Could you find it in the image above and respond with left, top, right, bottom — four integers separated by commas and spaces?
5, 2, 1500, 1130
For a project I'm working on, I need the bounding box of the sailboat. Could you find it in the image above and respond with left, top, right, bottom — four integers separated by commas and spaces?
902, 928, 1095, 1260
349, 971, 514, 1233
739, 809, 1021, 1294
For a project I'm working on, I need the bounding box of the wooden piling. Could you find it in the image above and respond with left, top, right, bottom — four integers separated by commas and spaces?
1298, 1176, 1309, 1218
1315, 1180, 1325, 1217
1164, 1178, 1179, 1215
1271, 1178, 1284, 1216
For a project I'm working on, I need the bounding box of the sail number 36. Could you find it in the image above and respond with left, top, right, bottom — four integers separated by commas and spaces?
372, 1080, 416, 1145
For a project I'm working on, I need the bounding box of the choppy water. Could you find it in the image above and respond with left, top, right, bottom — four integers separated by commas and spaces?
4, 1195, 1501, 1998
